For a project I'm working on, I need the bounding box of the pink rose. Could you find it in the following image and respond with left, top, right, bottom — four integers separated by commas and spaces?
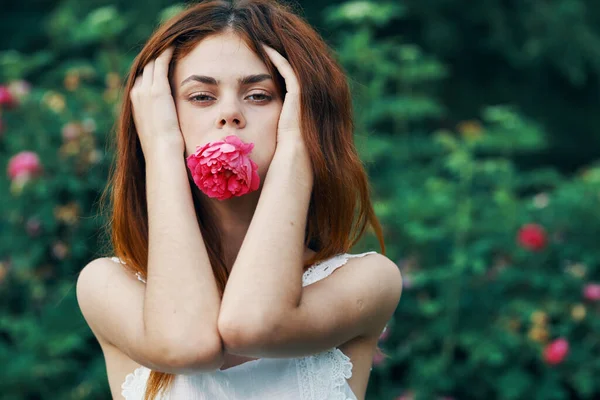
7, 151, 43, 180
583, 283, 600, 301
186, 135, 260, 201
543, 338, 569, 365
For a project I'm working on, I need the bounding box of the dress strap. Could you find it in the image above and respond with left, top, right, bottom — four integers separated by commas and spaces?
110, 257, 146, 284
302, 251, 377, 287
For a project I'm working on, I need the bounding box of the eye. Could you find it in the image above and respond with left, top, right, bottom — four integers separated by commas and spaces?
186, 92, 273, 104
188, 93, 215, 103
246, 93, 272, 103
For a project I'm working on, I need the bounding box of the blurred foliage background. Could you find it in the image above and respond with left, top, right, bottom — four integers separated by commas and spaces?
2, 0, 600, 399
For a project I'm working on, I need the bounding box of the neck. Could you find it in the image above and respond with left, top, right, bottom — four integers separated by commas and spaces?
191, 184, 316, 273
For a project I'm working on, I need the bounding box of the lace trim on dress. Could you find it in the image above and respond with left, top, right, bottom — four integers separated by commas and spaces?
302, 252, 377, 286
121, 365, 150, 400
296, 347, 355, 400
110, 257, 146, 283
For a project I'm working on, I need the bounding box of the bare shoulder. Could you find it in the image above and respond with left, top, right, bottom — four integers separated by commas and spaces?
77, 256, 224, 378
76, 257, 135, 350
347, 252, 402, 338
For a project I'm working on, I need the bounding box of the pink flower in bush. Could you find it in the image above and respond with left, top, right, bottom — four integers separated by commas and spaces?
517, 223, 547, 251
7, 151, 43, 180
543, 338, 569, 365
0, 85, 16, 108
583, 283, 600, 301
372, 351, 385, 366
186, 135, 259, 201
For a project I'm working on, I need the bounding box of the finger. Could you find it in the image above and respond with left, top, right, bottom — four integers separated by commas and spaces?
132, 74, 143, 91
262, 44, 300, 94
142, 59, 155, 88
153, 46, 175, 92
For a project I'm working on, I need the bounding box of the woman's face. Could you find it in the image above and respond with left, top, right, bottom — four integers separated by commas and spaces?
172, 31, 283, 184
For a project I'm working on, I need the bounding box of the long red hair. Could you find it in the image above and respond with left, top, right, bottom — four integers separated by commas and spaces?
97, 0, 388, 398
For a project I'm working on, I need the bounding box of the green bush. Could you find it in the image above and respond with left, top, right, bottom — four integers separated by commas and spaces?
326, 2, 600, 399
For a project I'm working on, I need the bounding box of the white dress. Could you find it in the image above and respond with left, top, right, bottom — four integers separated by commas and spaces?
111, 251, 378, 400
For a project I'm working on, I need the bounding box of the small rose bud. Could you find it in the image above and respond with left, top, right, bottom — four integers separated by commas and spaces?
583, 283, 600, 301
543, 338, 569, 365
517, 223, 547, 251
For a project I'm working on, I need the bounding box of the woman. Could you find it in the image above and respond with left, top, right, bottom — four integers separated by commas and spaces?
76, 0, 402, 399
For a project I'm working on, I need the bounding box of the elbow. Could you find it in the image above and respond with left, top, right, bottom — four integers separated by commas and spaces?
217, 310, 272, 356
161, 330, 225, 373
217, 318, 245, 353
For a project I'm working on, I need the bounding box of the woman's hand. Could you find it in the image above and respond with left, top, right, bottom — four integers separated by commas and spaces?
130, 46, 184, 158
262, 44, 313, 187
262, 44, 306, 152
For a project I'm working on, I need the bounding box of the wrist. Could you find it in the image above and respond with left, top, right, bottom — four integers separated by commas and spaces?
272, 142, 313, 188
144, 139, 184, 163
273, 139, 310, 162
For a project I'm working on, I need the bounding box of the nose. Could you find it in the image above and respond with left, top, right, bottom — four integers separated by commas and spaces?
215, 99, 246, 129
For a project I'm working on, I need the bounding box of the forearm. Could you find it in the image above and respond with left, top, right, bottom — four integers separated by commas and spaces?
144, 144, 223, 360
219, 143, 313, 340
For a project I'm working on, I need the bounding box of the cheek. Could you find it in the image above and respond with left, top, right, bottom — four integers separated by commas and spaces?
176, 106, 211, 157
178, 107, 205, 134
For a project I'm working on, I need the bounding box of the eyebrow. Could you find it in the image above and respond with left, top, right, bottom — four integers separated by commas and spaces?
180, 73, 273, 88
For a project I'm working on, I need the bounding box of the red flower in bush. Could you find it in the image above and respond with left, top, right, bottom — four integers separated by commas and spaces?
0, 85, 16, 108
543, 338, 569, 365
517, 223, 547, 251
583, 283, 600, 301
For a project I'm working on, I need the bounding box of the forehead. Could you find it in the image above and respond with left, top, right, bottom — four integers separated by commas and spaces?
174, 32, 269, 83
